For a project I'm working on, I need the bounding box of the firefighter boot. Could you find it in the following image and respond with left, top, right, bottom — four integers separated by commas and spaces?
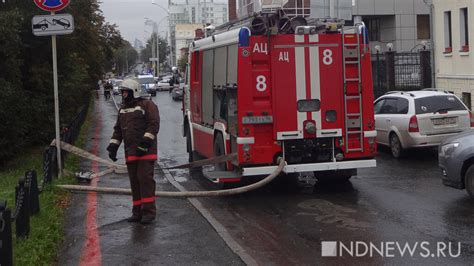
140, 202, 156, 224
140, 215, 155, 224
127, 205, 142, 223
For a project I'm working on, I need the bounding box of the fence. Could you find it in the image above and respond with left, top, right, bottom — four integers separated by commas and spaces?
372, 49, 432, 98
0, 100, 89, 265
43, 101, 90, 185
0, 170, 41, 266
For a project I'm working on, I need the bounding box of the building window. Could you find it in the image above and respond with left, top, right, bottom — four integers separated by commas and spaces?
462, 92, 472, 110
366, 18, 381, 42
417, 15, 430, 39
460, 7, 469, 52
444, 11, 452, 53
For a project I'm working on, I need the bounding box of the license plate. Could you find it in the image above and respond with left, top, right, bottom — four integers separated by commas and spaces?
432, 117, 457, 125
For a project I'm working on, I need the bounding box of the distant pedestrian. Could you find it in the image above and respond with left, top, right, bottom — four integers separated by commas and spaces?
104, 81, 112, 100
106, 78, 160, 224
169, 66, 181, 93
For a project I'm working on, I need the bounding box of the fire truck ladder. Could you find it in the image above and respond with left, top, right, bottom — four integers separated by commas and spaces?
342, 25, 364, 153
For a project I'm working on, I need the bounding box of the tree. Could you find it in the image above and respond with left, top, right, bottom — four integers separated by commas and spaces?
140, 33, 169, 71
0, 0, 127, 165
113, 41, 139, 76
177, 56, 188, 73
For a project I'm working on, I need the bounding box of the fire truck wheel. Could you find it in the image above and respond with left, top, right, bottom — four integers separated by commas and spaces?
389, 133, 405, 159
214, 133, 227, 171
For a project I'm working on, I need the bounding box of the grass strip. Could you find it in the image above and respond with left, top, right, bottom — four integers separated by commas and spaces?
0, 98, 93, 265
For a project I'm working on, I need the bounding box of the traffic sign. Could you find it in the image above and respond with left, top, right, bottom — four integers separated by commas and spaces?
32, 14, 74, 36
34, 0, 70, 12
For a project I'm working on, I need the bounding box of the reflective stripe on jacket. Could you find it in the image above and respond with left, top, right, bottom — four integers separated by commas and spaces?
110, 98, 160, 162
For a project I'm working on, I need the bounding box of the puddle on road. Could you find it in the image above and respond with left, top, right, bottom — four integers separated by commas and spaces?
297, 199, 371, 230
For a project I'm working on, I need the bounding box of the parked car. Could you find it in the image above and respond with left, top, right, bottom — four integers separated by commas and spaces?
156, 78, 171, 91
137, 74, 156, 96
439, 129, 474, 197
374, 89, 472, 158
112, 79, 123, 95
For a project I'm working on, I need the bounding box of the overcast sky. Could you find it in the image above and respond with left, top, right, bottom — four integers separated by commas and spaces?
99, 0, 171, 44
99, 0, 226, 44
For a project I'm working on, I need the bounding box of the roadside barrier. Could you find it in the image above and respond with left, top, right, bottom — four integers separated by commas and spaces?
42, 100, 90, 185
0, 200, 13, 266
0, 99, 89, 264
0, 170, 42, 264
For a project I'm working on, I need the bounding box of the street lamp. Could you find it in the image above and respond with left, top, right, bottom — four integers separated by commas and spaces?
155, 17, 168, 76
151, 1, 174, 67
144, 17, 158, 76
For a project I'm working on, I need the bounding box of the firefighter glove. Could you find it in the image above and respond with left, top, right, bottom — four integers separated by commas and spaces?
136, 139, 152, 157
107, 143, 119, 162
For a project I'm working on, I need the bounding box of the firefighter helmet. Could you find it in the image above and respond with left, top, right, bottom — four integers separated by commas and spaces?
119, 78, 142, 98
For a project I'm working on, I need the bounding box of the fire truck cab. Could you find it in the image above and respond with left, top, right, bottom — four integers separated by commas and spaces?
183, 15, 377, 184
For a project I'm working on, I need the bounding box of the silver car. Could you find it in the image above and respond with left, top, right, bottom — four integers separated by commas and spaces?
374, 90, 471, 158
439, 129, 474, 197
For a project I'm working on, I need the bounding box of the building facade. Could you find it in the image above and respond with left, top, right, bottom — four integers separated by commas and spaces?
236, 0, 310, 19
351, 0, 431, 53
434, 0, 474, 110
230, 0, 431, 53
169, 0, 228, 65
175, 24, 203, 61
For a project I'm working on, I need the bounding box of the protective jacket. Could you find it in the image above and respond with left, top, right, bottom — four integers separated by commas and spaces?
110, 98, 160, 162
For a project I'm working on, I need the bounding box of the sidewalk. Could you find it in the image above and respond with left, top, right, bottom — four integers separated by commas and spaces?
58, 95, 243, 265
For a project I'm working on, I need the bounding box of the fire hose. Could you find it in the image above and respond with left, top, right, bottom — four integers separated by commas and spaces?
55, 140, 286, 197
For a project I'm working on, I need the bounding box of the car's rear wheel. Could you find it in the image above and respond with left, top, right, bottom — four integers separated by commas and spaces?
465, 165, 474, 198
390, 133, 404, 158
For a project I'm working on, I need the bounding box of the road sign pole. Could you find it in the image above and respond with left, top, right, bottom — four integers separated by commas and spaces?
52, 32, 62, 178
34, 0, 72, 180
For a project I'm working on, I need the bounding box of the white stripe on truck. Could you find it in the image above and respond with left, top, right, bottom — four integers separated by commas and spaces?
309, 46, 321, 129
295, 41, 306, 136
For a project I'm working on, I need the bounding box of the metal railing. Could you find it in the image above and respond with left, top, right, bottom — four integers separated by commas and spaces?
371, 50, 432, 98
0, 170, 41, 266
0, 100, 89, 264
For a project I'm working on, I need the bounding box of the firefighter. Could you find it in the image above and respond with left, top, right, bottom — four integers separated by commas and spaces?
106, 78, 160, 224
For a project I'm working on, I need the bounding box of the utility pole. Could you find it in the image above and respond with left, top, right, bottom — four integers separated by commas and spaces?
125, 48, 129, 75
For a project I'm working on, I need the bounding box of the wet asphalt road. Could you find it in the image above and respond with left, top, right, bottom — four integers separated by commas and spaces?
59, 90, 474, 265
59, 92, 244, 265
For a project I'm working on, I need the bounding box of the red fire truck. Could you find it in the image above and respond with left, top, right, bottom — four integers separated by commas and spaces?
183, 15, 377, 184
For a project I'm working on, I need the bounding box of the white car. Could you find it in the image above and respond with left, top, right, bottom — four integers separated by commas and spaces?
112, 79, 123, 95
156, 78, 171, 91
374, 89, 472, 158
